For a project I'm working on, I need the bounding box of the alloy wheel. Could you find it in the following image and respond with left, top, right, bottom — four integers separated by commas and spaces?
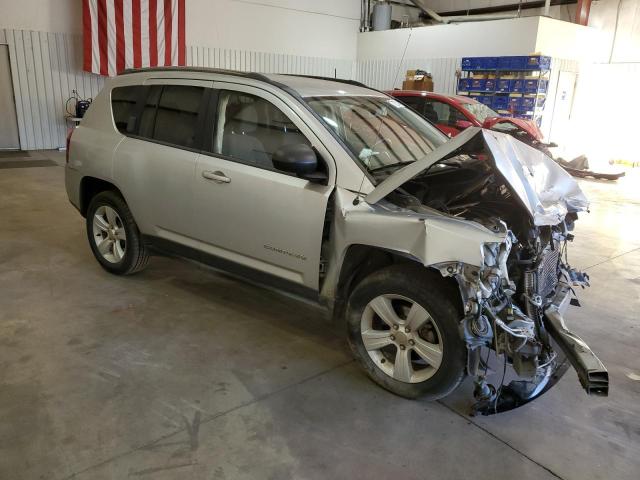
361, 294, 443, 383
92, 205, 127, 263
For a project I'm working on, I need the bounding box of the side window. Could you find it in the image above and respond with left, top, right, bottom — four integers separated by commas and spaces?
153, 85, 205, 148
138, 85, 162, 138
397, 96, 424, 114
213, 91, 310, 171
111, 86, 144, 133
135, 85, 205, 149
424, 100, 466, 127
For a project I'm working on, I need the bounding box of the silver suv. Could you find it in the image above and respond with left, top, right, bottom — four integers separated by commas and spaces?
66, 68, 607, 414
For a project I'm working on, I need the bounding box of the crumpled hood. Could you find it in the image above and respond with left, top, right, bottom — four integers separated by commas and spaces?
365, 127, 589, 226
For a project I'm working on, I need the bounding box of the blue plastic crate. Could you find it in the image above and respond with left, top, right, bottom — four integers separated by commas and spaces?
461, 56, 498, 71
492, 96, 509, 110
525, 55, 551, 71
508, 96, 522, 110
484, 79, 496, 92
523, 79, 548, 94
497, 56, 528, 70
457, 78, 470, 92
511, 79, 525, 93
477, 57, 497, 70
520, 96, 538, 109
496, 79, 512, 92
469, 78, 487, 91
477, 95, 493, 106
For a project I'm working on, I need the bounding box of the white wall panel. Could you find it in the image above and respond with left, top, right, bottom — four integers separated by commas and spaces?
355, 57, 460, 94
185, 45, 355, 79
2, 28, 356, 150
1, 29, 105, 150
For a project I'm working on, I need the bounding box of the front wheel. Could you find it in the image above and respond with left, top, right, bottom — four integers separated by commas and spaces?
346, 264, 466, 400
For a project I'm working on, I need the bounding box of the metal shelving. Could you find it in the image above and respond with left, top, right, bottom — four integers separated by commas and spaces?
457, 56, 551, 125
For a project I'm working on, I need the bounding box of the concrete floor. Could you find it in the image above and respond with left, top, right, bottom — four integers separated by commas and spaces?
1, 151, 639, 480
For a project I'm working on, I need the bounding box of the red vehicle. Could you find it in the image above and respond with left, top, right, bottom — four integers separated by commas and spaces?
387, 90, 543, 141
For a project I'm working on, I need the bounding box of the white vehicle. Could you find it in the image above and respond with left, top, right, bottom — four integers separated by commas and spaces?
65, 68, 607, 414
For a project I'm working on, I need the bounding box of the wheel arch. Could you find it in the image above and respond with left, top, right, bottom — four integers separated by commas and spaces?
79, 176, 126, 217
331, 243, 462, 322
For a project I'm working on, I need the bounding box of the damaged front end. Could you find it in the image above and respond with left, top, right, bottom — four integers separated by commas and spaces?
366, 127, 608, 415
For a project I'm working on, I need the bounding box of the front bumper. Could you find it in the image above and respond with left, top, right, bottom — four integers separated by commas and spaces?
472, 277, 608, 415
543, 281, 609, 396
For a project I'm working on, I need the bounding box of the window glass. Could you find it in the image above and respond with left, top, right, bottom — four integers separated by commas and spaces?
214, 91, 310, 171
305, 95, 445, 175
396, 95, 424, 114
111, 86, 144, 133
425, 99, 467, 127
138, 86, 162, 139
459, 101, 499, 124
152, 85, 205, 148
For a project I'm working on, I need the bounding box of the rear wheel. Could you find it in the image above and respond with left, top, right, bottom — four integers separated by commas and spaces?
346, 264, 466, 399
86, 191, 149, 275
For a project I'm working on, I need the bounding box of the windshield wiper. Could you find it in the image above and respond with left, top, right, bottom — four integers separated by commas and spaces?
369, 161, 414, 173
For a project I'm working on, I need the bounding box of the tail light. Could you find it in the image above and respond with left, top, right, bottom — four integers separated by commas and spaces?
65, 127, 74, 164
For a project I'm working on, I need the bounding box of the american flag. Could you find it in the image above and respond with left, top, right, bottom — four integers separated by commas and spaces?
82, 0, 186, 76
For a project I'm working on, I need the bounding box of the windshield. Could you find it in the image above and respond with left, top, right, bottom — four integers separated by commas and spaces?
304, 95, 446, 173
460, 102, 498, 124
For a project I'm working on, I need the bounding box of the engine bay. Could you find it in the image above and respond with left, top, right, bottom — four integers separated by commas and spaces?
381, 151, 606, 414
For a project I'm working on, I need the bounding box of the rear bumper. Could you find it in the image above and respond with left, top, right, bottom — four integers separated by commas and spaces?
543, 280, 609, 396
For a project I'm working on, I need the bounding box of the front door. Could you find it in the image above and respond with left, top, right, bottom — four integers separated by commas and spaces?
191, 84, 334, 292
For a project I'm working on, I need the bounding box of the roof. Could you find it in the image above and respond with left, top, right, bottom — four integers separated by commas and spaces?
119, 66, 384, 98
388, 90, 480, 105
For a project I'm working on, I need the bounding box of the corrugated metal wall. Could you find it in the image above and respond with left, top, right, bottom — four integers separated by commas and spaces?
185, 45, 355, 79
1, 27, 583, 150
1, 29, 357, 151
1, 29, 105, 150
355, 57, 461, 94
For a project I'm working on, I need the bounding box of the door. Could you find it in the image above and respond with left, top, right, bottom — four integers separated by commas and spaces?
112, 81, 211, 237
192, 84, 334, 291
0, 45, 20, 149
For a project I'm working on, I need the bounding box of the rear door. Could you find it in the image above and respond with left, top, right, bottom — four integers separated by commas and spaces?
112, 80, 211, 237
190, 83, 335, 292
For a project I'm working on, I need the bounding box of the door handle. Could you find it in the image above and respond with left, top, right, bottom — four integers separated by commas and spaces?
202, 170, 230, 184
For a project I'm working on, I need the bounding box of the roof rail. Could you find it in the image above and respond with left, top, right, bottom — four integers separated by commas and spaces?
281, 74, 369, 89
118, 66, 271, 83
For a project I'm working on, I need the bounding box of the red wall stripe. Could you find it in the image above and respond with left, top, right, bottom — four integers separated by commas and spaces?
148, 0, 158, 67
132, 0, 142, 68
98, 0, 109, 76
114, 0, 125, 73
164, 0, 172, 66
178, 0, 185, 65
82, 0, 92, 72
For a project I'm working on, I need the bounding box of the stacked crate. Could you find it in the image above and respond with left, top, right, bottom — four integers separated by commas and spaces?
457, 55, 551, 125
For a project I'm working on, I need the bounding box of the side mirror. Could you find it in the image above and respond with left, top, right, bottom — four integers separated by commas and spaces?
272, 143, 320, 179
455, 119, 474, 130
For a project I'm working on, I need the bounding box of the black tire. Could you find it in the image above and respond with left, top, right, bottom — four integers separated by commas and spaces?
346, 263, 466, 400
86, 190, 149, 275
